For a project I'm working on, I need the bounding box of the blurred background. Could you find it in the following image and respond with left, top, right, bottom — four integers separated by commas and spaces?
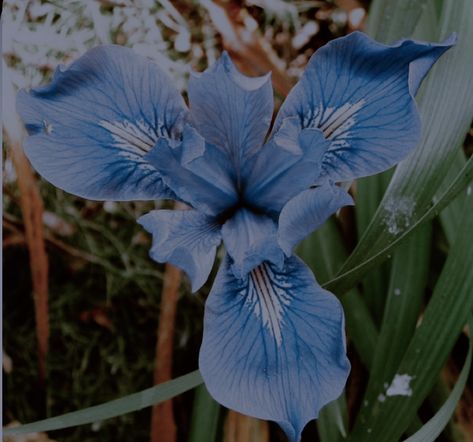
2, 1, 472, 442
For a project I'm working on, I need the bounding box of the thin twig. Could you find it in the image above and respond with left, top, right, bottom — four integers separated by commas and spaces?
150, 202, 187, 442
3, 61, 50, 383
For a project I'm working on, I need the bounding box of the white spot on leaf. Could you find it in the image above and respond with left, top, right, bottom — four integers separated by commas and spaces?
394, 288, 401, 296
383, 196, 416, 235
386, 374, 414, 397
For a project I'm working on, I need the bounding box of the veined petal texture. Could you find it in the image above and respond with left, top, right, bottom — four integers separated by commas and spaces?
221, 209, 284, 278
275, 32, 455, 182
278, 183, 354, 255
188, 52, 274, 183
138, 209, 221, 292
17, 45, 188, 201
200, 256, 350, 442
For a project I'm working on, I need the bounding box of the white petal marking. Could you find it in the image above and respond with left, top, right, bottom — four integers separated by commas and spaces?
100, 119, 161, 155
320, 99, 365, 138
247, 263, 291, 346
303, 99, 365, 142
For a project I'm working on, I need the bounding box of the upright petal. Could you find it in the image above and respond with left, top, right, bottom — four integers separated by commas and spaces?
138, 209, 221, 292
17, 45, 188, 201
221, 209, 284, 278
278, 183, 354, 256
145, 126, 238, 216
275, 32, 456, 182
243, 118, 331, 213
200, 256, 350, 442
188, 52, 274, 182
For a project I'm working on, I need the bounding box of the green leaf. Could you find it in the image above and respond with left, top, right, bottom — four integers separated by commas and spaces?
402, 318, 472, 442
348, 178, 473, 441
3, 370, 203, 436
331, 0, 473, 296
318, 397, 349, 442
437, 149, 468, 245
352, 223, 433, 433
324, 154, 473, 295
357, 0, 439, 327
189, 384, 221, 442
367, 0, 430, 42
355, 173, 393, 325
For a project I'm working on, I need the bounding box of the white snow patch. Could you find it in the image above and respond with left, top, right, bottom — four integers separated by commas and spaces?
386, 374, 414, 397
378, 393, 386, 402
383, 196, 416, 235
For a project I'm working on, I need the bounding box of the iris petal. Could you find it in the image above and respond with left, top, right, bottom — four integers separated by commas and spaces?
16, 45, 188, 200
200, 256, 350, 442
274, 32, 455, 182
278, 183, 354, 256
244, 118, 331, 213
138, 209, 221, 292
188, 52, 274, 182
145, 126, 238, 216
221, 209, 284, 278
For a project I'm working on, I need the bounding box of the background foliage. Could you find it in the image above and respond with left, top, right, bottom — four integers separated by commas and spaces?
3, 0, 472, 441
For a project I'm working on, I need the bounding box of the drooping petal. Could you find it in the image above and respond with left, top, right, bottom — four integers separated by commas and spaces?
243, 118, 331, 214
138, 209, 221, 292
145, 125, 238, 216
17, 45, 188, 201
274, 32, 456, 183
278, 183, 354, 255
188, 51, 274, 181
221, 209, 284, 278
200, 256, 350, 442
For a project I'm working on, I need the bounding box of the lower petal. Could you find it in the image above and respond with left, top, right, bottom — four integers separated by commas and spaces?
138, 209, 221, 292
200, 256, 350, 442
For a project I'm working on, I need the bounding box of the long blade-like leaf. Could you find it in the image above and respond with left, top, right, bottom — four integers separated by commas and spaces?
402, 318, 472, 442
334, 0, 473, 295
189, 384, 221, 442
3, 370, 203, 436
324, 154, 473, 294
348, 179, 473, 441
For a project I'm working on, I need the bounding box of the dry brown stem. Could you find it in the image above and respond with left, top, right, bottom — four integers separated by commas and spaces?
3, 62, 50, 383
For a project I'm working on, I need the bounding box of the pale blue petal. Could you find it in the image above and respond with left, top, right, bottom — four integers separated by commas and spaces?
274, 32, 455, 182
243, 118, 331, 213
200, 256, 350, 442
188, 52, 273, 181
278, 184, 354, 256
138, 209, 221, 292
221, 209, 284, 278
145, 125, 238, 216
17, 45, 188, 201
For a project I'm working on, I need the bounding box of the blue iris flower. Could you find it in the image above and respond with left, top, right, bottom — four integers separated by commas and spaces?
17, 32, 454, 441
